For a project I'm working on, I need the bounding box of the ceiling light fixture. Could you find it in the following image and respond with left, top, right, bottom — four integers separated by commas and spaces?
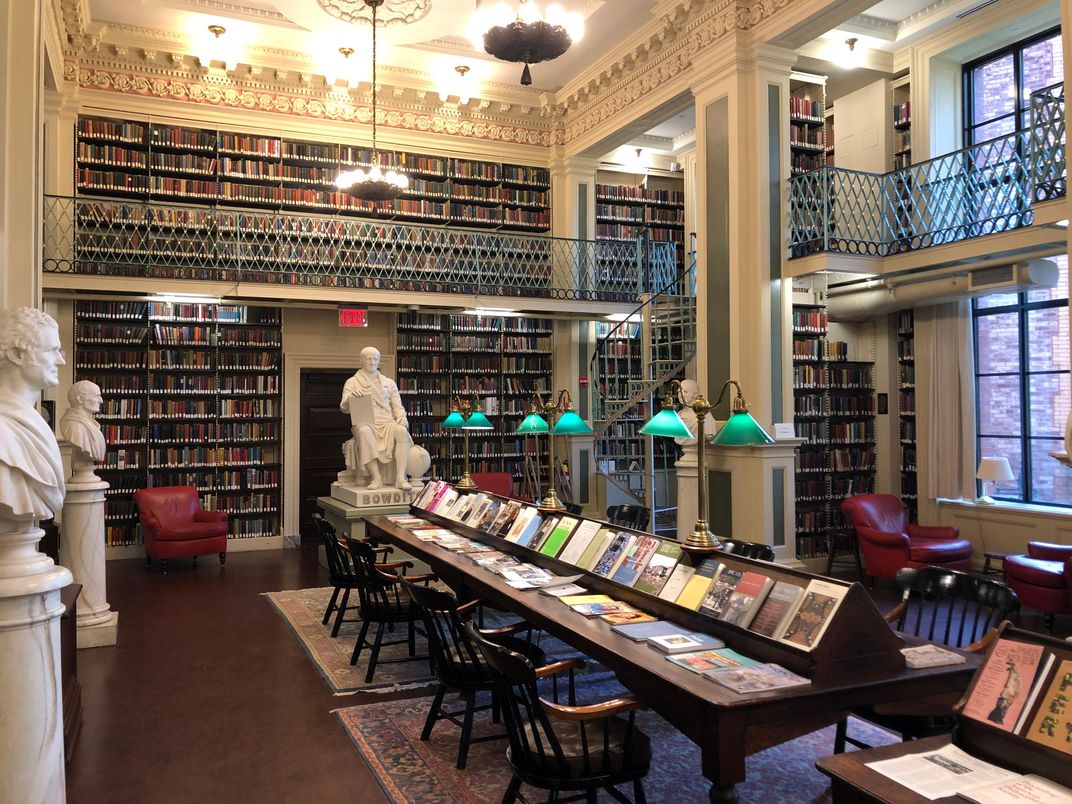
841, 37, 861, 69
208, 24, 226, 38
440, 65, 473, 104
470, 0, 584, 86
334, 0, 408, 202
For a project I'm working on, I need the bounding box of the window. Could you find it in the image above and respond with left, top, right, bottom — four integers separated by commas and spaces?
973, 255, 1071, 505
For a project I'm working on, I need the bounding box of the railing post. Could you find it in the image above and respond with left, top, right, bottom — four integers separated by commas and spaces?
822, 168, 830, 253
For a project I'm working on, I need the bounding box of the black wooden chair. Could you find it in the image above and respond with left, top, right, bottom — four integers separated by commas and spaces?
468, 622, 651, 804
346, 538, 436, 683
834, 566, 1019, 753
405, 582, 561, 770
606, 505, 650, 531
720, 539, 775, 562
313, 514, 393, 638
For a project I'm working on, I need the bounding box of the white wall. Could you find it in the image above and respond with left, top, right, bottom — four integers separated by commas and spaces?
832, 79, 892, 174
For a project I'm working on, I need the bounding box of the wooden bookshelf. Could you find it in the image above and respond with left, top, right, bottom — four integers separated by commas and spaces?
897, 309, 917, 522
789, 73, 827, 177
595, 180, 686, 283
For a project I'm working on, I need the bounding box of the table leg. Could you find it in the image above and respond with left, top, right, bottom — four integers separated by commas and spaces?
709, 783, 739, 803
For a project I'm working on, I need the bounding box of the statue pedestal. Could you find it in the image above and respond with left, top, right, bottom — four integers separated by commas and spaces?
0, 522, 73, 803
58, 475, 118, 649
318, 482, 430, 575
329, 481, 422, 509
674, 456, 698, 543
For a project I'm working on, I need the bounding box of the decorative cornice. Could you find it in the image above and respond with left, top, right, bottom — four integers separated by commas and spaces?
317, 0, 431, 27
162, 0, 299, 27
842, 14, 899, 38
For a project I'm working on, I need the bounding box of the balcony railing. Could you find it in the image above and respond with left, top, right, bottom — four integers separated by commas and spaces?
44, 196, 676, 303
789, 83, 1065, 259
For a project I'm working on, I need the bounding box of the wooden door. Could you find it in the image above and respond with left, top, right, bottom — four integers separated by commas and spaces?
298, 369, 353, 542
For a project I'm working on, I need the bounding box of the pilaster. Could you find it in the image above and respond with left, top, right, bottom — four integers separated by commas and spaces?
549, 151, 600, 242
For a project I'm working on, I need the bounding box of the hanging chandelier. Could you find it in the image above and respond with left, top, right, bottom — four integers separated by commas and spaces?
335, 0, 408, 202
469, 0, 584, 86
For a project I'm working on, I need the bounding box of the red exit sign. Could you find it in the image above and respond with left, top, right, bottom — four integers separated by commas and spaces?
338, 307, 368, 328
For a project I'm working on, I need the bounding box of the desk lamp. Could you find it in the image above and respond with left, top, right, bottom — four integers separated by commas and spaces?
514, 389, 591, 511
976, 457, 1014, 505
441, 396, 493, 490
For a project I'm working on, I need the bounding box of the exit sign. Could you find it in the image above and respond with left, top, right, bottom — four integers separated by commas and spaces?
338, 307, 368, 328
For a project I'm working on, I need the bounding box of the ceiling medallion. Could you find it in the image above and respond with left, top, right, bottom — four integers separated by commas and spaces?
317, 0, 431, 26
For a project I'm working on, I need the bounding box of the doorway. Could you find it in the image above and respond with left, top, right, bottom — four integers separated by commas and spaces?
298, 369, 353, 542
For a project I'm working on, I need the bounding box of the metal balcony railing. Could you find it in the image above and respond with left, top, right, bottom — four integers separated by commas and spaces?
43, 195, 676, 303
789, 83, 1065, 259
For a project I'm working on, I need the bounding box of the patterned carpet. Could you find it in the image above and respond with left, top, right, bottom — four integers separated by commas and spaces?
335, 676, 900, 803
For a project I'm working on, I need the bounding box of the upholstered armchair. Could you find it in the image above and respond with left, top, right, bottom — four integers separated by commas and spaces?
1004, 542, 1072, 632
840, 494, 973, 581
133, 485, 229, 572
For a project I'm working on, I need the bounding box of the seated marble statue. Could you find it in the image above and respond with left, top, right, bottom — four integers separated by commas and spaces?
59, 380, 106, 483
0, 307, 66, 523
341, 346, 414, 491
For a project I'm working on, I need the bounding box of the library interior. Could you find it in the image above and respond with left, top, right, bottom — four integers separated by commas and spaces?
2, 0, 1072, 801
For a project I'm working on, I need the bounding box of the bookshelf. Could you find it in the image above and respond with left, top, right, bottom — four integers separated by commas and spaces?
897, 309, 917, 522
892, 78, 912, 171
593, 319, 649, 496
792, 302, 878, 561
789, 73, 827, 177
395, 311, 553, 495
595, 178, 686, 283
74, 299, 283, 548
76, 115, 551, 232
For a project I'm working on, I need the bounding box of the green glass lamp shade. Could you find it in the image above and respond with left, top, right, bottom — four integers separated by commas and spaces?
711, 410, 775, 446
441, 410, 465, 429
514, 412, 549, 434
640, 407, 694, 439
463, 410, 494, 430
552, 410, 593, 435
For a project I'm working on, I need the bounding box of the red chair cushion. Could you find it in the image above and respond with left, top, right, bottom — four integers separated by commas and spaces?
1005, 555, 1067, 588
908, 539, 973, 562
842, 495, 908, 534
156, 521, 230, 542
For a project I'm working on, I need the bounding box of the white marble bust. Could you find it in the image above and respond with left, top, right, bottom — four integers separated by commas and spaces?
340, 346, 415, 491
0, 307, 66, 525
674, 379, 716, 466
60, 380, 106, 483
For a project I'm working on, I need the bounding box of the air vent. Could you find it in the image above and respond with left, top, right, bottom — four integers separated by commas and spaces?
969, 264, 1016, 289
957, 0, 1001, 18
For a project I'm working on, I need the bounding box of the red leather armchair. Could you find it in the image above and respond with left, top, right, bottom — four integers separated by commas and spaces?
1004, 542, 1072, 632
841, 494, 973, 581
133, 485, 228, 572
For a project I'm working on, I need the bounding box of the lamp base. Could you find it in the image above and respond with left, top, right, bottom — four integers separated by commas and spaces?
975, 495, 996, 505
456, 473, 478, 490
537, 488, 566, 513
682, 522, 721, 552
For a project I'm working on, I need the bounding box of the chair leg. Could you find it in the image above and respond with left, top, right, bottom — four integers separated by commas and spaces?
331, 588, 351, 638
192, 555, 198, 566
1044, 613, 1056, 634
350, 618, 371, 666
585, 790, 598, 804
219, 552, 226, 566
634, 779, 647, 804
491, 688, 501, 724
408, 617, 417, 657
322, 587, 340, 625
145, 555, 151, 568
834, 717, 848, 754
161, 559, 168, 574
421, 683, 447, 741
457, 691, 476, 770
852, 541, 865, 582
365, 622, 386, 683
501, 775, 522, 804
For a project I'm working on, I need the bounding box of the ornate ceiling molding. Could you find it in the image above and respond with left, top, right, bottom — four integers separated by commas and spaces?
163, 0, 299, 27
318, 0, 432, 27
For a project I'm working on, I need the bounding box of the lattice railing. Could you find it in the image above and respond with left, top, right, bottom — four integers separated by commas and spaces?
789, 83, 1065, 258
43, 195, 671, 303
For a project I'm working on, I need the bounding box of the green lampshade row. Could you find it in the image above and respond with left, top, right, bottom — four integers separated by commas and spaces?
463, 410, 494, 430
551, 410, 593, 435
514, 412, 550, 434
639, 407, 694, 439
441, 410, 466, 429
711, 410, 776, 446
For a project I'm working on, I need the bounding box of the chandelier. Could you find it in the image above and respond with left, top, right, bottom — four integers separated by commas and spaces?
470, 0, 584, 86
335, 0, 408, 201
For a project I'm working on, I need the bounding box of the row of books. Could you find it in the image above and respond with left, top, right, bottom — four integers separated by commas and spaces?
413, 482, 850, 651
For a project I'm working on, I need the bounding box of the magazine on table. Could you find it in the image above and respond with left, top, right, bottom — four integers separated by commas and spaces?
866, 744, 1021, 801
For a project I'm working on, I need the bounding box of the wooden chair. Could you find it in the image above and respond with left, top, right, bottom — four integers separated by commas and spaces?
346, 538, 436, 683
720, 539, 775, 562
606, 505, 650, 531
468, 622, 652, 804
834, 566, 1019, 753
312, 514, 393, 638
405, 582, 555, 770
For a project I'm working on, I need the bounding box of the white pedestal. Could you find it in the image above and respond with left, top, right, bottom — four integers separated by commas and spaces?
0, 522, 73, 804
329, 481, 422, 509
675, 458, 697, 544
58, 477, 118, 648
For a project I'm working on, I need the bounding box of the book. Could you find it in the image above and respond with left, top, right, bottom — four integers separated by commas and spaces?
539, 583, 587, 597
698, 566, 742, 619
658, 563, 696, 602
463, 495, 491, 526
578, 529, 617, 571
432, 488, 459, 514
428, 484, 455, 512
961, 638, 1046, 731
446, 493, 475, 521
648, 631, 726, 653
591, 532, 635, 577
959, 774, 1072, 803
413, 480, 444, 509
504, 507, 539, 543
559, 593, 612, 607
539, 516, 580, 557
748, 581, 806, 638
557, 520, 601, 565
675, 558, 724, 610
528, 516, 559, 552
901, 644, 968, 669
634, 540, 683, 596
610, 620, 680, 642
1022, 657, 1072, 754
475, 501, 502, 531
1014, 653, 1059, 734
707, 663, 811, 694
666, 648, 759, 674
570, 601, 636, 618
600, 610, 657, 625
611, 535, 662, 587
719, 571, 775, 628
489, 500, 522, 537
778, 579, 849, 650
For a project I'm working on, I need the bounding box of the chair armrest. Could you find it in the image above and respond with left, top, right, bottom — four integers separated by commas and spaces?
377, 560, 414, 571
966, 628, 1002, 654
479, 621, 532, 637
884, 602, 906, 623
404, 572, 437, 585
194, 509, 229, 523
456, 599, 483, 616
141, 513, 161, 533
858, 525, 910, 548
907, 523, 960, 541
1027, 541, 1072, 561
534, 658, 587, 679
540, 695, 645, 722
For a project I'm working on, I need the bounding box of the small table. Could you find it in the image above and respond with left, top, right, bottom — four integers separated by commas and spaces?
817, 735, 964, 803
982, 550, 1012, 576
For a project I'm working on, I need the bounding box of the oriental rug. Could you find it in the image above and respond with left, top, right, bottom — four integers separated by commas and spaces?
335, 676, 900, 803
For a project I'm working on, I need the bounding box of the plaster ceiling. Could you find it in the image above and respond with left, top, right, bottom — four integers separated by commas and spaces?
85, 0, 662, 94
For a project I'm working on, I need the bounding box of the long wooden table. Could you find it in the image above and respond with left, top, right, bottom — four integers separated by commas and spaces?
367, 515, 979, 803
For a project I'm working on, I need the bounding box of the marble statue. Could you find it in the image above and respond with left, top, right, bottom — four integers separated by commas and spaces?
59, 380, 106, 483
0, 307, 66, 523
341, 346, 415, 491
674, 379, 716, 465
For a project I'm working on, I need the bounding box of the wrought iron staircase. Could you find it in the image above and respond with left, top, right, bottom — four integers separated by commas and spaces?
589, 244, 697, 534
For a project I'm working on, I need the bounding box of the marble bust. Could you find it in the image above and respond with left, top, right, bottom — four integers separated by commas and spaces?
674, 379, 716, 465
340, 346, 415, 491
0, 307, 66, 524
59, 380, 107, 483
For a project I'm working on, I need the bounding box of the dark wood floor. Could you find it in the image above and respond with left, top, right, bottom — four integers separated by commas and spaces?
67, 545, 393, 804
